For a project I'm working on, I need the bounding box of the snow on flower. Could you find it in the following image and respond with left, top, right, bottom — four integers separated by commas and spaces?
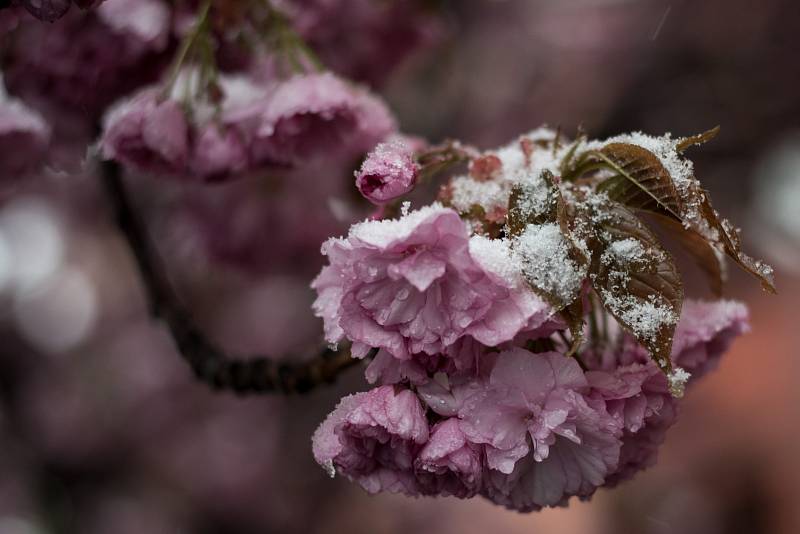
100, 88, 190, 177
312, 385, 429, 495
355, 140, 419, 204
101, 70, 396, 181
311, 203, 552, 361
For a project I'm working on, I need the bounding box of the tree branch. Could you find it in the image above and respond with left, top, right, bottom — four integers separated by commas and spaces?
99, 160, 367, 394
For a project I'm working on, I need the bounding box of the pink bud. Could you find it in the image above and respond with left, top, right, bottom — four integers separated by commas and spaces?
355, 141, 419, 204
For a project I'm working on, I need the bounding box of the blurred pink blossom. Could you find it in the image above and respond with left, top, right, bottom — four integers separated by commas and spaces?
250, 72, 396, 167
4, 0, 170, 115
0, 84, 51, 179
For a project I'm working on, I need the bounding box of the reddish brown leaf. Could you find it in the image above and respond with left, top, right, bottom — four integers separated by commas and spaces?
595, 143, 683, 219
506, 169, 560, 237
648, 212, 726, 297
676, 126, 720, 153
699, 192, 776, 293
587, 200, 683, 374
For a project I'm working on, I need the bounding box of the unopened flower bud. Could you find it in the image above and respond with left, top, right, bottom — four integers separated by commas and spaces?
355, 141, 419, 204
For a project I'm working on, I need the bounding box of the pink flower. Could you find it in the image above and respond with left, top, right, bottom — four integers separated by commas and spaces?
459, 348, 622, 476
356, 140, 419, 204
0, 88, 51, 179
15, 0, 105, 22
100, 89, 189, 176
165, 157, 353, 275
312, 385, 429, 495
586, 360, 678, 487
5, 0, 170, 115
15, 0, 72, 22
416, 366, 491, 417
415, 418, 483, 498
311, 204, 551, 360
364, 349, 433, 386
189, 124, 248, 182
277, 0, 442, 86
581, 300, 748, 486
606, 401, 678, 487
672, 299, 749, 379
251, 72, 396, 167
468, 350, 622, 511
100, 74, 269, 181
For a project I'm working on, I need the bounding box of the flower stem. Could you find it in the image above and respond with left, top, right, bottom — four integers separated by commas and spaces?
262, 0, 324, 73
99, 160, 365, 395
161, 0, 213, 99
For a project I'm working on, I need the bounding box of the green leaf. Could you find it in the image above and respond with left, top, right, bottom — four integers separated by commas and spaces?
587, 200, 684, 374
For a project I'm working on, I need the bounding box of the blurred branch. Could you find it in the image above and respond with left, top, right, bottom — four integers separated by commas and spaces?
99, 160, 366, 394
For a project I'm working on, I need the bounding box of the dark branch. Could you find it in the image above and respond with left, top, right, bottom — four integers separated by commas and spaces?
99, 160, 366, 395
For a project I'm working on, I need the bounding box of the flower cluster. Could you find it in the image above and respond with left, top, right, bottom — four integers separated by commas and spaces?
100, 71, 395, 182
3, 0, 171, 115
313, 290, 748, 510
312, 128, 761, 510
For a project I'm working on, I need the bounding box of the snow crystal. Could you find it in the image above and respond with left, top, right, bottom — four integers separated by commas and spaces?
512, 223, 585, 303
601, 237, 664, 271
599, 290, 677, 343
469, 235, 521, 286
448, 130, 567, 216
667, 367, 691, 398
606, 238, 647, 263
510, 171, 556, 221
449, 177, 506, 213
347, 203, 464, 248
321, 459, 336, 478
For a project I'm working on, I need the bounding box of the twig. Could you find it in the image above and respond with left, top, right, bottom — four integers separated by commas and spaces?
100, 160, 366, 395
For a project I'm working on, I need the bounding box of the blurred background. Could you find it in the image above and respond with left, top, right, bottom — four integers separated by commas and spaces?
0, 0, 798, 533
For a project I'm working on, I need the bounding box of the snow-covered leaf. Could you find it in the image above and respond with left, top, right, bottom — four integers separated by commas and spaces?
507, 169, 559, 236
699, 192, 776, 293
587, 200, 683, 374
